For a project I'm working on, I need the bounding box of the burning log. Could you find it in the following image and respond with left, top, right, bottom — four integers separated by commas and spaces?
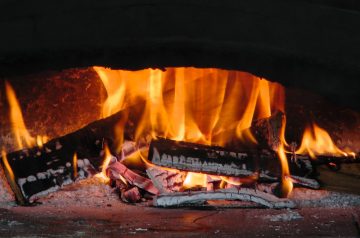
0, 101, 147, 204
148, 137, 323, 189
153, 187, 295, 209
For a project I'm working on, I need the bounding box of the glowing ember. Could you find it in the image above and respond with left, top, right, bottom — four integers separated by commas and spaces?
295, 123, 354, 158
183, 172, 207, 189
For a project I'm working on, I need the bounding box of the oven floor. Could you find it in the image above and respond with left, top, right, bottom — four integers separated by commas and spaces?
1, 170, 360, 238
0, 205, 359, 237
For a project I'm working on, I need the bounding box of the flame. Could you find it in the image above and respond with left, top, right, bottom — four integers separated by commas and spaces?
94, 67, 285, 146
5, 81, 47, 149
95, 144, 113, 183
1, 149, 14, 183
73, 153, 78, 179
276, 115, 293, 197
183, 172, 207, 189
277, 143, 293, 197
93, 67, 287, 190
295, 123, 353, 158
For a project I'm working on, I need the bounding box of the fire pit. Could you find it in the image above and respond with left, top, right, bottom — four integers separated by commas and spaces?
0, 0, 360, 237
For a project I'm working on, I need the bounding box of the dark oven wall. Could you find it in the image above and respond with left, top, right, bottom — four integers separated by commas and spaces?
0, 0, 360, 109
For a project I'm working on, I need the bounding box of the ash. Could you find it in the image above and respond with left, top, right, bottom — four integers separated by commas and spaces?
2, 177, 360, 209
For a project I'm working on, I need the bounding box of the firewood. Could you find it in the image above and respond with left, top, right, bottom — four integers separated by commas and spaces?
107, 161, 159, 195
251, 111, 284, 150
0, 100, 146, 204
153, 187, 295, 209
146, 167, 186, 193
121, 187, 142, 203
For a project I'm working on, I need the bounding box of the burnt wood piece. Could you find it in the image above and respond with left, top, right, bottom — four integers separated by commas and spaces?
146, 167, 186, 194
107, 161, 159, 195
148, 137, 316, 180
251, 111, 285, 151
0, 103, 145, 205
153, 188, 295, 209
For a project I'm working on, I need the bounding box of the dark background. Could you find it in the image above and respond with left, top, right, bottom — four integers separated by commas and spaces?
0, 0, 360, 109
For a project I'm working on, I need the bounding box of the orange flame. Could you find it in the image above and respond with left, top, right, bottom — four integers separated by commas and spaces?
94, 67, 286, 190
5, 81, 47, 149
94, 67, 285, 145
296, 123, 353, 158
277, 143, 293, 197
73, 153, 78, 179
1, 149, 14, 183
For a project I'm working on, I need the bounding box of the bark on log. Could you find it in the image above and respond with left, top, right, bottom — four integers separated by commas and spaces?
148, 137, 320, 189
148, 138, 311, 177
153, 188, 296, 209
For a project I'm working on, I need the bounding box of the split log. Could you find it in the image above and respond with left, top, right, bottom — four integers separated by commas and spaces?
146, 167, 186, 193
149, 138, 309, 177
251, 111, 284, 151
107, 160, 159, 195
153, 188, 295, 209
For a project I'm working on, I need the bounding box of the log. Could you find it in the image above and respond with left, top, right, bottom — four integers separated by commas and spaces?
148, 137, 320, 189
153, 188, 296, 209
0, 101, 146, 204
251, 111, 285, 151
148, 138, 311, 177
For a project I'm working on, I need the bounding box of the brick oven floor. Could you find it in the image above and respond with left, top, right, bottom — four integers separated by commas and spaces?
0, 204, 359, 237
0, 174, 360, 237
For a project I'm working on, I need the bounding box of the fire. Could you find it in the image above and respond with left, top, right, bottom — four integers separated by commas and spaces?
183, 172, 207, 189
94, 67, 285, 145
5, 81, 47, 149
1, 149, 14, 183
296, 123, 353, 158
277, 144, 293, 197
95, 144, 113, 183
73, 153, 78, 179
94, 67, 289, 191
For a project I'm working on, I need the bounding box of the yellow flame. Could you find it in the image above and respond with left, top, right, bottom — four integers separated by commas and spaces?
296, 123, 352, 158
277, 143, 293, 197
95, 144, 113, 183
5, 81, 47, 149
73, 153, 78, 179
183, 172, 207, 189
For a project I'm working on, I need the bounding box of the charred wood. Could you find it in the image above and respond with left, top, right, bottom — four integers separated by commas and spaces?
0, 103, 145, 204
148, 138, 311, 177
107, 160, 159, 195
153, 187, 295, 209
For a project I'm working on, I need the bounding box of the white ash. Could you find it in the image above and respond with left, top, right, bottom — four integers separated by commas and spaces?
263, 210, 303, 222
0, 164, 15, 206
290, 188, 360, 208
37, 177, 119, 208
